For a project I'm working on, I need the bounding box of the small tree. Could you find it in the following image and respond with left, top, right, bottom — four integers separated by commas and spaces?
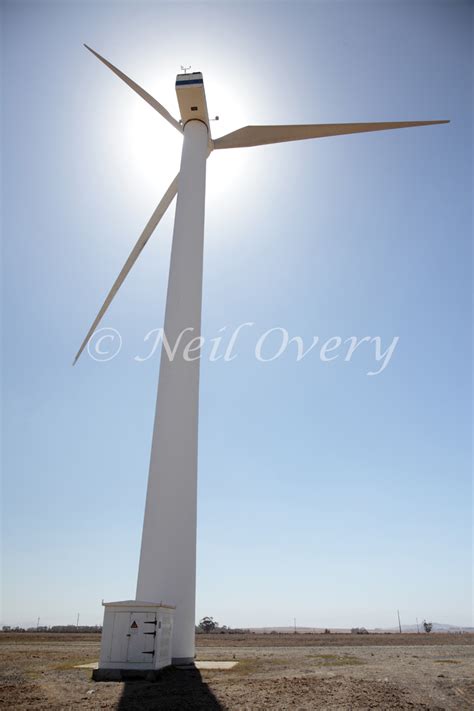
422, 620, 433, 633
198, 616, 218, 633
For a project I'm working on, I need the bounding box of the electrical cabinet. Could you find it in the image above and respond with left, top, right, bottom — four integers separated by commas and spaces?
98, 600, 175, 671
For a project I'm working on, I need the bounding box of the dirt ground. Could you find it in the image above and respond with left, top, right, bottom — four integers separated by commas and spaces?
0, 632, 473, 710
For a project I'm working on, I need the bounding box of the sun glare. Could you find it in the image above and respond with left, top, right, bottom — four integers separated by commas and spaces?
124, 101, 182, 195
95, 62, 267, 257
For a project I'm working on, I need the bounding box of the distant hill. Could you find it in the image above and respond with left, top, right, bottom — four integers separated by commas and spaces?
383, 623, 474, 634
250, 623, 473, 634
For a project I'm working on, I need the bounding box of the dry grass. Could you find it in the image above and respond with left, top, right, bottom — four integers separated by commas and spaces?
1, 632, 473, 710
307, 653, 365, 666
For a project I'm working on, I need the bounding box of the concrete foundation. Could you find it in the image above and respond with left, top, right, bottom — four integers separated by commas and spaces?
92, 667, 165, 682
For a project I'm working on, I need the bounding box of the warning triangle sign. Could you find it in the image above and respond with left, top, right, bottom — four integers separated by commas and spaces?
130, 620, 138, 629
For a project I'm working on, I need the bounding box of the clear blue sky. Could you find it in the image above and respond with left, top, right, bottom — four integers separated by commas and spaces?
2, 0, 472, 630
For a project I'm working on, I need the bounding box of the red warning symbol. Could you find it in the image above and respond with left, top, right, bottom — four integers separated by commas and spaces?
130, 620, 138, 629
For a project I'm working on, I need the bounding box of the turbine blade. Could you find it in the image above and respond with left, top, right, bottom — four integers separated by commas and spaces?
214, 120, 449, 149
73, 174, 179, 365
84, 44, 182, 133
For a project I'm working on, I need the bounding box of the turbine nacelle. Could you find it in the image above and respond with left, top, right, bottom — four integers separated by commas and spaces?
175, 71, 209, 128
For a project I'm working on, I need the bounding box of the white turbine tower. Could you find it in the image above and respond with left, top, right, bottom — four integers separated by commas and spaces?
76, 46, 448, 665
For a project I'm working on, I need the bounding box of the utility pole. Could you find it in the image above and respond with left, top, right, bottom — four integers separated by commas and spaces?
76, 613, 80, 630
397, 610, 402, 634
416, 617, 420, 633
294, 617, 297, 634
36, 617, 40, 631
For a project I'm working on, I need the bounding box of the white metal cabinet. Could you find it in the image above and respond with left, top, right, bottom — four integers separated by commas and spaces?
98, 600, 175, 671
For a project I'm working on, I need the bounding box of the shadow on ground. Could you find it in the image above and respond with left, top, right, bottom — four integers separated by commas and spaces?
117, 666, 223, 710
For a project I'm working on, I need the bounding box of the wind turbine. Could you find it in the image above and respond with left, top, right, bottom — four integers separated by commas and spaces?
75, 45, 448, 664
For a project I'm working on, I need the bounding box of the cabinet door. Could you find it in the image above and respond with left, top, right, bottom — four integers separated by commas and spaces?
110, 612, 131, 662
126, 612, 156, 662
